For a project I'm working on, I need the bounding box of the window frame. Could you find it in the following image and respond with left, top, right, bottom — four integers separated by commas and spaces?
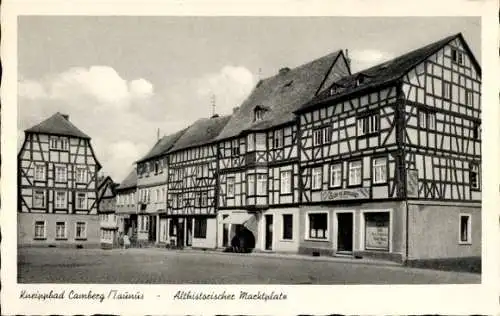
357, 111, 380, 137
194, 218, 207, 238
75, 192, 87, 210
348, 160, 363, 187
55, 221, 67, 240
311, 167, 323, 190
372, 157, 388, 185
34, 220, 46, 239
256, 174, 267, 196
226, 177, 235, 198
54, 165, 68, 183
469, 162, 480, 190
34, 163, 46, 181
33, 189, 46, 209
280, 170, 292, 195
273, 129, 284, 149
54, 190, 67, 210
75, 166, 87, 184
329, 163, 342, 188
451, 48, 465, 66
442, 81, 452, 100
458, 213, 472, 245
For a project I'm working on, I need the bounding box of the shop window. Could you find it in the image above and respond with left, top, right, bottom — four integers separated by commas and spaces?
282, 214, 293, 240
308, 213, 327, 239
194, 218, 207, 238
459, 214, 472, 244
364, 212, 390, 251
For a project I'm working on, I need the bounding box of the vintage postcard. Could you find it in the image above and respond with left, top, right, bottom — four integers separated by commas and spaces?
2, 0, 499, 315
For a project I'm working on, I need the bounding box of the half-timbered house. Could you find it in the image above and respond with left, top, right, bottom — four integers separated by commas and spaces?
115, 168, 138, 241
97, 175, 119, 248
18, 112, 102, 247
214, 50, 351, 252
295, 33, 481, 262
166, 115, 231, 249
135, 130, 186, 246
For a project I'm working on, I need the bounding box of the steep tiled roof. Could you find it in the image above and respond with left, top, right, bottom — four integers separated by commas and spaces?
25, 112, 90, 139
298, 33, 479, 112
117, 168, 137, 190
136, 128, 187, 163
216, 50, 345, 140
168, 115, 231, 152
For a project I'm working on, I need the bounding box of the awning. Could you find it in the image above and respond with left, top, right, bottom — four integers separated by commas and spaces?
221, 212, 254, 225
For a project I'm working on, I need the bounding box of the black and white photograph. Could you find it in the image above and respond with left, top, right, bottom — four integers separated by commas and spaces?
2, 0, 500, 315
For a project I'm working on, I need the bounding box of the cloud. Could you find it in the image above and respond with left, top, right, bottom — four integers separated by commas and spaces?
18, 64, 256, 182
349, 49, 394, 72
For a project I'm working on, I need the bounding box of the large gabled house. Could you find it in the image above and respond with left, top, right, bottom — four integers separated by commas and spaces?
18, 112, 102, 247
294, 33, 481, 262
213, 50, 351, 253
115, 168, 138, 240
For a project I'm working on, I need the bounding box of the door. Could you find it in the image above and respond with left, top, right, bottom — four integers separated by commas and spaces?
222, 215, 229, 247
337, 213, 353, 253
186, 218, 193, 247
149, 215, 157, 242
265, 215, 273, 250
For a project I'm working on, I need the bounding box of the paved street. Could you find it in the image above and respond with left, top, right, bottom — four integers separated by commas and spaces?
18, 247, 480, 284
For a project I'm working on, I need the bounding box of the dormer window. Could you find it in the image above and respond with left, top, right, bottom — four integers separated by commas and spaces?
254, 105, 269, 122
356, 75, 366, 87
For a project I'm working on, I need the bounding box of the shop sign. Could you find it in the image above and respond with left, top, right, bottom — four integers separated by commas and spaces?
407, 169, 419, 198
365, 213, 390, 250
321, 187, 369, 201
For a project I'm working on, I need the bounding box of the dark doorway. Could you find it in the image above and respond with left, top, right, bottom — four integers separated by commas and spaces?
186, 218, 192, 247
265, 215, 273, 250
149, 215, 157, 242
337, 212, 353, 252
222, 215, 229, 247
176, 219, 185, 248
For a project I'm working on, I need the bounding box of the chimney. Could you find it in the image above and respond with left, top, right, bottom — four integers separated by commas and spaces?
344, 49, 352, 70
61, 114, 69, 120
279, 67, 290, 75
157, 128, 160, 141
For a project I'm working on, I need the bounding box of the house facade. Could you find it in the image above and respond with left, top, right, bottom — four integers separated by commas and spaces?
166, 115, 231, 249
18, 112, 101, 247
135, 130, 186, 246
97, 176, 119, 248
295, 33, 481, 262
214, 50, 351, 253
115, 168, 138, 241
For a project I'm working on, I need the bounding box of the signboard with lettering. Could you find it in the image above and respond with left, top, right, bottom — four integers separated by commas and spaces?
407, 169, 419, 198
321, 187, 370, 201
364, 212, 390, 251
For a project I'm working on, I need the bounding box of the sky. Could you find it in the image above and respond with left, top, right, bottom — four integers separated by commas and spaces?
17, 16, 481, 182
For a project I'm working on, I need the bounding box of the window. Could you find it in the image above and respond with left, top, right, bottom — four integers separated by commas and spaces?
60, 138, 68, 150
50, 137, 58, 149
451, 48, 464, 65
329, 163, 342, 188
473, 122, 480, 140
282, 214, 293, 240
56, 222, 66, 239
231, 140, 240, 157
55, 191, 67, 209
348, 160, 362, 186
55, 165, 67, 183
308, 213, 327, 239
33, 190, 45, 208
312, 167, 322, 190
459, 214, 471, 244
280, 171, 292, 194
357, 112, 379, 136
75, 222, 87, 239
466, 90, 473, 106
34, 164, 45, 181
75, 167, 87, 183
442, 82, 452, 99
247, 134, 255, 151
313, 126, 331, 146
419, 109, 436, 130
76, 193, 87, 210
255, 109, 264, 121
247, 175, 255, 195
469, 163, 480, 190
255, 133, 266, 151
201, 192, 208, 207
34, 221, 46, 239
274, 130, 283, 148
227, 177, 235, 197
194, 218, 207, 238
257, 174, 267, 195
372, 157, 387, 184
